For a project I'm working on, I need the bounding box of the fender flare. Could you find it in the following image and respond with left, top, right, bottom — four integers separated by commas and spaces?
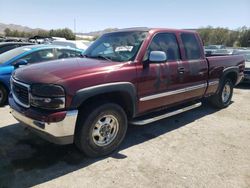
222, 66, 239, 84
70, 82, 137, 116
216, 66, 239, 93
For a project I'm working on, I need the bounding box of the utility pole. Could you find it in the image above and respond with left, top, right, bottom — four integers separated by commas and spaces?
74, 18, 76, 38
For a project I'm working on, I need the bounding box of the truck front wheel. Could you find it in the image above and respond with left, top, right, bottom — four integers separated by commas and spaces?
75, 103, 128, 157
209, 79, 234, 108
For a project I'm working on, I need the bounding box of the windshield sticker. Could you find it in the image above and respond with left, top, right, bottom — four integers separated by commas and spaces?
115, 46, 133, 52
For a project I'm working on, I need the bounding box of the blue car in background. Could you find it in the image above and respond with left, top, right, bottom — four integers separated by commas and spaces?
0, 45, 83, 105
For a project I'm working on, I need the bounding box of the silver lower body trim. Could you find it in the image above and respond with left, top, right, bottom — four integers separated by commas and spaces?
130, 102, 202, 125
11, 108, 78, 144
208, 80, 219, 86
140, 81, 220, 102
140, 83, 207, 102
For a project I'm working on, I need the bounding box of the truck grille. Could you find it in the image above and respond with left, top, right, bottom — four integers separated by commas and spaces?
12, 78, 30, 108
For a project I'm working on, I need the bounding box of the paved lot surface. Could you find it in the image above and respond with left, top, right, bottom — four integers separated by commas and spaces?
0, 84, 250, 188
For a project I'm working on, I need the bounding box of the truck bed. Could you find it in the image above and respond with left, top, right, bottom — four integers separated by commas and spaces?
206, 55, 245, 84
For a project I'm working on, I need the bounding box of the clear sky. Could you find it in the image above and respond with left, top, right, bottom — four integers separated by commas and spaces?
0, 0, 249, 33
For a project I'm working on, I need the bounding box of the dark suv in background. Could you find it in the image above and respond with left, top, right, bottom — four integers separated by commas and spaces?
0, 42, 33, 54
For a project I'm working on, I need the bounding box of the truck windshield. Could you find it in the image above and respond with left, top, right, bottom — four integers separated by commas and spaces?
0, 47, 31, 64
83, 31, 148, 62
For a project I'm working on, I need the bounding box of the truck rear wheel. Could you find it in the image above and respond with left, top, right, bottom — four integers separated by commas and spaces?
75, 103, 128, 157
0, 84, 8, 106
209, 79, 233, 109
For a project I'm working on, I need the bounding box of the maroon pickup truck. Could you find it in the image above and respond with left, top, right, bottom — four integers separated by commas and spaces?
9, 28, 245, 157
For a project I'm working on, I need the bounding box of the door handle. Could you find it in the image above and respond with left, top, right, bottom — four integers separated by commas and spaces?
178, 67, 185, 74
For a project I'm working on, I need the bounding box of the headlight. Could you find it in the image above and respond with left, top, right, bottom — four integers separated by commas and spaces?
30, 84, 65, 110
31, 84, 65, 97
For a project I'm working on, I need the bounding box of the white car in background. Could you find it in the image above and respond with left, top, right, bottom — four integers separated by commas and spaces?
51, 40, 89, 51
233, 50, 250, 83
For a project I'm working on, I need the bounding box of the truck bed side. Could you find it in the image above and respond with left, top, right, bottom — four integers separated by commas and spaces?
205, 55, 245, 96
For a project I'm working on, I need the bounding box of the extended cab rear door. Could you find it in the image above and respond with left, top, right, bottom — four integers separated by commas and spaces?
178, 32, 208, 98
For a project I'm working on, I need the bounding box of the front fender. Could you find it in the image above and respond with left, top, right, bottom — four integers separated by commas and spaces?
70, 82, 137, 115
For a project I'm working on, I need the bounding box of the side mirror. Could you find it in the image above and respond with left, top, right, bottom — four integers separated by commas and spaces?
149, 51, 167, 63
13, 59, 28, 68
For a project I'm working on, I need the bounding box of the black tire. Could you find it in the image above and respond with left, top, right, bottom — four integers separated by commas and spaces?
0, 84, 8, 106
74, 102, 128, 157
209, 79, 234, 109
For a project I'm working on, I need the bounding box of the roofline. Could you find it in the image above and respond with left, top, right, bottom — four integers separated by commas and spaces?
103, 27, 197, 34
105, 27, 150, 34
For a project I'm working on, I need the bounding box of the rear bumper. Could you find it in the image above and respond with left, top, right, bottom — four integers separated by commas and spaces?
9, 95, 78, 145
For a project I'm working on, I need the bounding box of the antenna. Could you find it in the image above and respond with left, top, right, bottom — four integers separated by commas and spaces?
74, 18, 76, 35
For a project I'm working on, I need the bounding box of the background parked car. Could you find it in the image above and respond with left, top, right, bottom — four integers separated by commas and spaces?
0, 42, 33, 54
50, 40, 89, 51
204, 44, 226, 56
0, 45, 83, 106
233, 50, 250, 83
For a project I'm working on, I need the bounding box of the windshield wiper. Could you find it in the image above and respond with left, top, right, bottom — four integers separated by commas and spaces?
82, 54, 112, 61
91, 55, 112, 61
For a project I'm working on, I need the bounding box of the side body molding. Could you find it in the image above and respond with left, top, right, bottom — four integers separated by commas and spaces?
70, 82, 137, 116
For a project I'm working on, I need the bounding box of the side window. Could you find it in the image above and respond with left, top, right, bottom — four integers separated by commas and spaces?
145, 33, 180, 62
19, 49, 55, 64
181, 33, 202, 60
57, 49, 82, 59
18, 53, 33, 63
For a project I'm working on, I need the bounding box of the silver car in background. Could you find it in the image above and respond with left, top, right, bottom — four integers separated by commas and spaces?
233, 50, 250, 83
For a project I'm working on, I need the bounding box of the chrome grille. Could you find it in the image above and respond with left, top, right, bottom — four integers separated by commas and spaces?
11, 78, 30, 108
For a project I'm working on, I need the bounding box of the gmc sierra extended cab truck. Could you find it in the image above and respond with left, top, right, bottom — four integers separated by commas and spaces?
9, 28, 245, 157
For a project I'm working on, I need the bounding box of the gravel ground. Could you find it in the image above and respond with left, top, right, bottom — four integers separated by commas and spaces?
0, 84, 250, 188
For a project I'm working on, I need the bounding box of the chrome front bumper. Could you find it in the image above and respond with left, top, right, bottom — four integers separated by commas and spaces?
10, 108, 78, 145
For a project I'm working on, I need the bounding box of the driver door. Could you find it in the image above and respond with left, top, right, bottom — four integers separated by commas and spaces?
137, 32, 185, 114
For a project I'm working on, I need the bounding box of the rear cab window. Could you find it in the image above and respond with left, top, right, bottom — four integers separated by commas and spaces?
181, 33, 202, 60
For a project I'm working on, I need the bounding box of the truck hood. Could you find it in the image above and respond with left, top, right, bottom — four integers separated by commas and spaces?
13, 57, 123, 84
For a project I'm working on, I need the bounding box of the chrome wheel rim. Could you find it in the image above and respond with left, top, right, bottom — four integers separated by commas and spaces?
222, 83, 231, 103
92, 115, 119, 147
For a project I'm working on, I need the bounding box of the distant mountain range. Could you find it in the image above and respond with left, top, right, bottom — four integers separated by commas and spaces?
0, 23, 46, 35
77, 28, 119, 36
0, 23, 201, 38
0, 23, 118, 36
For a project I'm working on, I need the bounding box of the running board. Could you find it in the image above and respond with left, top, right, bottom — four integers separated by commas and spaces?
130, 102, 202, 125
